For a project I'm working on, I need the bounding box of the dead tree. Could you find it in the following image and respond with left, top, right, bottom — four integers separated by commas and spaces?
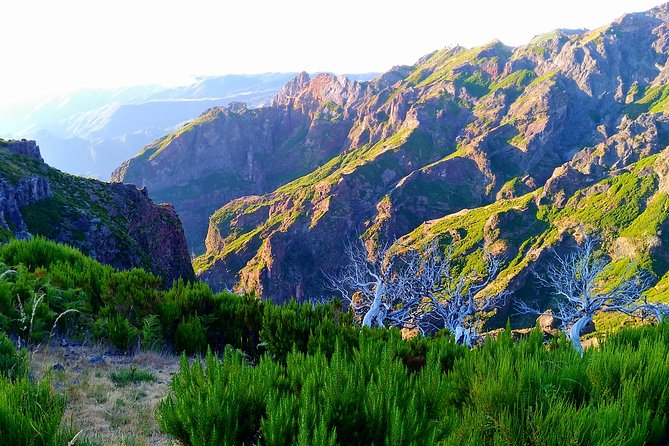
517, 236, 653, 354
415, 245, 508, 346
639, 298, 669, 323
326, 239, 424, 329
328, 239, 508, 346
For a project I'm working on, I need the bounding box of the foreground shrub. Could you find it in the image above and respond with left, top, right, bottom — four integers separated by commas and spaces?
0, 331, 92, 446
0, 332, 28, 380
160, 324, 669, 446
159, 332, 459, 445
0, 376, 66, 445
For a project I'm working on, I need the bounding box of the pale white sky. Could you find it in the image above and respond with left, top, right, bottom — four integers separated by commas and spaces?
0, 0, 663, 111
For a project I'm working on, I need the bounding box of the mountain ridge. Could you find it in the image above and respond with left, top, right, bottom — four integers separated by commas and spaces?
117, 3, 669, 313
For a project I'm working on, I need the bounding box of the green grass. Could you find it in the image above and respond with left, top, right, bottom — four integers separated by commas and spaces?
109, 367, 157, 387
489, 69, 537, 95
625, 84, 669, 119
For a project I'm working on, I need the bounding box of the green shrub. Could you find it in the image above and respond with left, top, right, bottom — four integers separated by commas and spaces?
159, 323, 669, 445
260, 299, 355, 362
141, 314, 163, 350
93, 313, 139, 351
110, 367, 157, 387
0, 376, 65, 445
159, 336, 456, 445
175, 316, 207, 355
0, 332, 28, 381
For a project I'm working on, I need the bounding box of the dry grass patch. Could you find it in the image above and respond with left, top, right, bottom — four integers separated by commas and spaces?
30, 340, 181, 446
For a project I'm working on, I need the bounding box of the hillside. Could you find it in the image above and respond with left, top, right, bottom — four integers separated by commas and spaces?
113, 5, 669, 309
0, 139, 193, 284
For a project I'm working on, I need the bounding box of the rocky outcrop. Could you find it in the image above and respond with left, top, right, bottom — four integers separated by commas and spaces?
0, 140, 193, 285
0, 176, 51, 239
541, 113, 669, 205
0, 139, 44, 162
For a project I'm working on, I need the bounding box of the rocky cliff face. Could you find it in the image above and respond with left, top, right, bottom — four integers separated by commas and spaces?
118, 4, 669, 305
113, 72, 375, 253
0, 139, 194, 285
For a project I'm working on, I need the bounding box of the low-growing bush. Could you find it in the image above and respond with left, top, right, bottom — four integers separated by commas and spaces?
110, 367, 157, 387
93, 313, 139, 351
159, 332, 461, 445
0, 332, 28, 380
159, 323, 669, 446
141, 314, 164, 350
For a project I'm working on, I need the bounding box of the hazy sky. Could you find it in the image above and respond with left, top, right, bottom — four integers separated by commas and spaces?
0, 0, 663, 110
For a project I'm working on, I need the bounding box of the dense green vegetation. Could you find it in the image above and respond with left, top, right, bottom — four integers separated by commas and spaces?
0, 237, 354, 361
159, 324, 669, 445
2, 236, 669, 445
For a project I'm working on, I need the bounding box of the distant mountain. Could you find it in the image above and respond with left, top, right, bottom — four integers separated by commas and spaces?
114, 4, 669, 310
1, 74, 302, 179
0, 139, 193, 284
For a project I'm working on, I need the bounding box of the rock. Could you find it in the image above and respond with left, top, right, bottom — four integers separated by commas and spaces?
88, 355, 106, 365
538, 311, 560, 331
52, 363, 65, 371
0, 139, 43, 162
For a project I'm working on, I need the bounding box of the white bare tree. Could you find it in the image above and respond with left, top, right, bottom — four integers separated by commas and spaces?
328, 239, 509, 346
639, 298, 669, 323
414, 245, 508, 346
326, 239, 423, 329
517, 236, 653, 354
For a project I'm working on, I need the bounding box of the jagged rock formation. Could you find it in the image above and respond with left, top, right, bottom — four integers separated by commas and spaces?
0, 139, 194, 285
113, 72, 377, 253
117, 4, 669, 306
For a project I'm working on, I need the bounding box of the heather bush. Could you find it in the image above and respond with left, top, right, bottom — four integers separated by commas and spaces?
160, 323, 669, 445
175, 315, 207, 355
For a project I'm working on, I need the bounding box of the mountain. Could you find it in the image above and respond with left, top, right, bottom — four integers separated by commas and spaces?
2, 74, 303, 180
0, 139, 194, 284
115, 4, 669, 310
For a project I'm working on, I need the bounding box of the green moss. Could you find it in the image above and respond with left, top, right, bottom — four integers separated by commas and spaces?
625, 84, 669, 119
135, 109, 223, 162
489, 70, 537, 94
528, 70, 559, 88
456, 71, 491, 98
621, 194, 669, 239
557, 172, 658, 233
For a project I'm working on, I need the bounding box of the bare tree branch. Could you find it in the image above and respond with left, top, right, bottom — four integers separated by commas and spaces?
516, 235, 653, 354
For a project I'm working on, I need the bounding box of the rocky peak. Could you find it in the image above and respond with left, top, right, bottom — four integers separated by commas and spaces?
272, 71, 311, 106
273, 71, 366, 118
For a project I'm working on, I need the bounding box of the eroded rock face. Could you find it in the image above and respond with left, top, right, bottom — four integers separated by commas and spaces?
119, 4, 669, 302
0, 176, 51, 239
0, 140, 193, 285
113, 72, 377, 253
